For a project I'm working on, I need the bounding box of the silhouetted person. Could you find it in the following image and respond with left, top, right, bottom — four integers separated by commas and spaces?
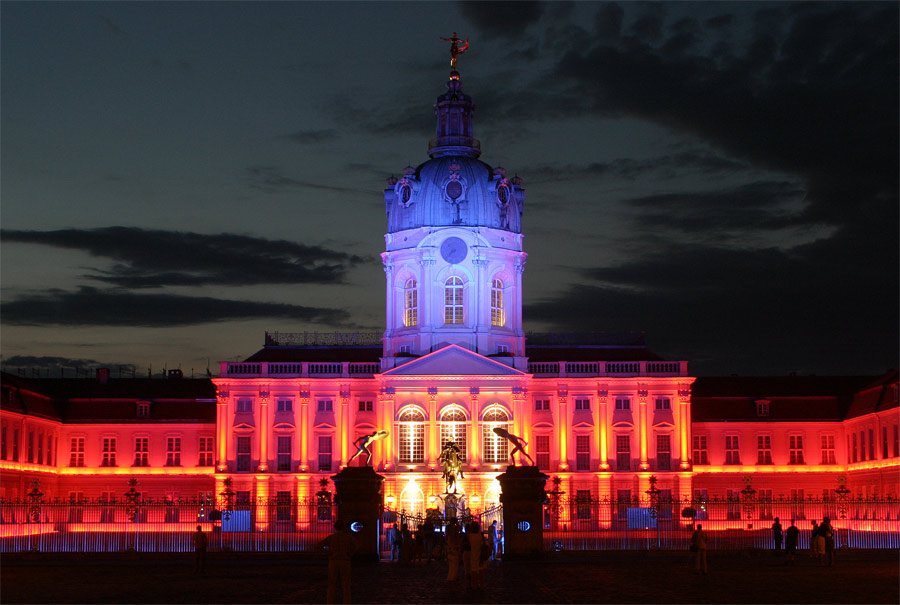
821, 517, 835, 566
785, 519, 800, 564
771, 517, 783, 555
191, 524, 208, 575
387, 522, 402, 563
810, 520, 824, 562
318, 520, 357, 604
400, 523, 413, 565
488, 520, 500, 560
422, 518, 435, 562
467, 521, 486, 589
445, 519, 464, 586
691, 524, 708, 574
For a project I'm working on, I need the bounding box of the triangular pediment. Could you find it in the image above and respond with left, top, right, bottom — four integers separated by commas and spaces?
381, 345, 526, 376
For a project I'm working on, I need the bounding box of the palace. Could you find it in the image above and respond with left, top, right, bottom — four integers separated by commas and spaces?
1, 48, 897, 522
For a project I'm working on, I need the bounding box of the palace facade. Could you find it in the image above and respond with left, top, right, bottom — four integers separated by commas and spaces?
2, 54, 897, 519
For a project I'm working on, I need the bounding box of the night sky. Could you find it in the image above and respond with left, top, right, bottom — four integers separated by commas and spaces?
2, 2, 897, 377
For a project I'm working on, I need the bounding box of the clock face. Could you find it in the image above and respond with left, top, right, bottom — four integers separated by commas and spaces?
440, 237, 467, 264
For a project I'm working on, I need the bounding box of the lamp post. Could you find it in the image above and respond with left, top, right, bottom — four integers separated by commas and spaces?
740, 475, 756, 550
645, 475, 661, 549
26, 478, 44, 524
124, 477, 140, 522
834, 475, 851, 520
219, 477, 236, 522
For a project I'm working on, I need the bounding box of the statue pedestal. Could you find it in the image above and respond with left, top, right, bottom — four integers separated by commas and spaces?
497, 465, 549, 560
332, 466, 384, 563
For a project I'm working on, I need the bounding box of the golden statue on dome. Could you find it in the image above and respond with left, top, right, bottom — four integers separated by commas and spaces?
441, 32, 469, 75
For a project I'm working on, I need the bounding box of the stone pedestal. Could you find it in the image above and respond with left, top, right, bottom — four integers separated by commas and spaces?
332, 466, 384, 562
497, 465, 549, 560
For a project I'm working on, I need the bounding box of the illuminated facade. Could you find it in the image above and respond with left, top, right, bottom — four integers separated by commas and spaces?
1, 58, 897, 517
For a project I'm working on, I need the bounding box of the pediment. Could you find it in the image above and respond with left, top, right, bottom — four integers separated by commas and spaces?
611, 420, 634, 428
273, 422, 295, 430
381, 344, 526, 376
532, 421, 554, 429
652, 419, 675, 428
572, 418, 594, 429
354, 422, 377, 430
232, 418, 255, 429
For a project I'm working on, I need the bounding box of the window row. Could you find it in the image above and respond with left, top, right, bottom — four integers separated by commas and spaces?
234, 399, 376, 413
848, 425, 900, 463
533, 397, 674, 412
692, 435, 837, 466
401, 277, 506, 327
62, 436, 214, 468
0, 427, 56, 466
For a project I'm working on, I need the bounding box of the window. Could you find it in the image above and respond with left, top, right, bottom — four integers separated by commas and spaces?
757, 435, 773, 465
398, 408, 426, 463
440, 408, 467, 462
756, 400, 770, 417
69, 437, 85, 467
616, 435, 630, 471
574, 398, 590, 411
199, 437, 214, 466
37, 434, 44, 465
236, 399, 252, 413
165, 437, 182, 466
615, 398, 630, 410
444, 276, 464, 324
277, 399, 292, 413
496, 344, 509, 353
27, 431, 34, 463
894, 425, 899, 458
276, 490, 292, 521
726, 489, 741, 520
137, 401, 150, 417
277, 436, 292, 472
358, 400, 374, 412
12, 429, 19, 462
789, 435, 804, 464
101, 437, 117, 467
134, 437, 149, 466
47, 436, 54, 466
490, 279, 504, 326
317, 399, 333, 412
692, 435, 709, 465
868, 428, 875, 460
318, 436, 332, 472
535, 399, 550, 411
657, 434, 671, 471
576, 489, 592, 520
882, 426, 888, 459
758, 488, 773, 520
790, 488, 806, 519
851, 433, 858, 463
821, 435, 836, 465
482, 408, 510, 464
725, 435, 740, 465
655, 398, 671, 410
576, 435, 590, 471
536, 434, 550, 470
1, 426, 6, 460
860, 430, 866, 461
237, 436, 251, 472
404, 279, 418, 327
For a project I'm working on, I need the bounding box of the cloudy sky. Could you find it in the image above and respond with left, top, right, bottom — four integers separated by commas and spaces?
2, 1, 897, 377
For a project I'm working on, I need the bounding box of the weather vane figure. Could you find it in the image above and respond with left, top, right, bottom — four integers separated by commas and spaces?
492, 427, 535, 466
440, 32, 469, 72
440, 440, 465, 493
348, 429, 389, 466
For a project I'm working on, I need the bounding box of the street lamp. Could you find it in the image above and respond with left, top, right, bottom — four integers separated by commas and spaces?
740, 475, 757, 531
834, 475, 851, 520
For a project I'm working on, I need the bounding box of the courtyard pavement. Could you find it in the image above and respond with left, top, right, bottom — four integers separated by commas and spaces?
2, 550, 897, 604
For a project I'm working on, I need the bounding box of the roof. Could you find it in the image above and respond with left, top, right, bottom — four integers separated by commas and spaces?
244, 345, 382, 363
526, 346, 665, 362
691, 375, 875, 422
845, 370, 899, 419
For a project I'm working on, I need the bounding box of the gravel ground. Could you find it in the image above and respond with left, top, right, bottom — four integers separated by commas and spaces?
2, 550, 897, 604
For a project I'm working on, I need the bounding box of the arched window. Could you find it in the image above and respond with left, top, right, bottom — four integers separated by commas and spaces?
491, 279, 504, 326
397, 408, 425, 463
399, 485, 425, 518
440, 408, 468, 462
482, 407, 510, 463
404, 279, 418, 327
444, 277, 464, 324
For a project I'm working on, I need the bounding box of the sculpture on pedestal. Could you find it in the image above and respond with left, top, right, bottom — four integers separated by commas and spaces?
440, 440, 465, 493
348, 430, 389, 466
493, 427, 535, 466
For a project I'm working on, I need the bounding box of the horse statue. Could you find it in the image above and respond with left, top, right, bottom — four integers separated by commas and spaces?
440, 440, 464, 493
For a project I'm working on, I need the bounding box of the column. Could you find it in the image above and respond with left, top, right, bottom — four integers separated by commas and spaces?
340, 387, 350, 468
638, 384, 649, 471
557, 385, 568, 471
216, 388, 229, 472
258, 387, 269, 472
679, 382, 692, 470
428, 393, 438, 468
299, 386, 309, 472
597, 383, 608, 470
469, 390, 480, 468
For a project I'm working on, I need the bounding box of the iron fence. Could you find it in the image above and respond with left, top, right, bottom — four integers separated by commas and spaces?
542, 496, 900, 551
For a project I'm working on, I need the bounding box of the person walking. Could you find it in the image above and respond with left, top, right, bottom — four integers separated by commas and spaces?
387, 522, 402, 563
771, 517, 783, 555
488, 520, 500, 561
445, 519, 464, 587
191, 524, 208, 575
318, 520, 358, 604
400, 523, 413, 566
785, 519, 800, 565
691, 524, 708, 574
821, 517, 835, 567
810, 520, 825, 564
466, 521, 486, 590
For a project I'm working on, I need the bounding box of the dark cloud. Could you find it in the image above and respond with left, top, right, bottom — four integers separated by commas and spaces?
1, 355, 137, 376
1, 287, 349, 327
2, 227, 367, 288
523, 150, 748, 184
246, 165, 371, 195
284, 129, 339, 144
457, 1, 546, 38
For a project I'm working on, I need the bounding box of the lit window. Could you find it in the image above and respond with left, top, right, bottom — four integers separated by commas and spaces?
789, 435, 805, 464
616, 435, 630, 471
615, 398, 630, 410
440, 408, 467, 462
655, 398, 671, 410
536, 434, 550, 470
444, 276, 464, 324
318, 436, 332, 472
820, 435, 836, 465
277, 436, 292, 472
398, 408, 425, 463
482, 407, 510, 464
101, 437, 117, 467
574, 398, 590, 411
166, 437, 182, 466
404, 279, 418, 327
69, 437, 85, 467
277, 399, 292, 412
490, 279, 504, 326
358, 400, 374, 412
134, 437, 149, 467
198, 437, 214, 466
236, 436, 252, 472
725, 435, 740, 465
576, 435, 590, 471
657, 434, 671, 471
692, 435, 709, 465
757, 435, 773, 464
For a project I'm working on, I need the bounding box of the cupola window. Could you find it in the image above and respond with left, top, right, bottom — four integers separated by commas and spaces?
490, 279, 504, 326
404, 279, 418, 327
444, 276, 464, 324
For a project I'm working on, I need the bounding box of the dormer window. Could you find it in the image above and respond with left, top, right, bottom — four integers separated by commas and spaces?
756, 400, 770, 417
137, 402, 150, 418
